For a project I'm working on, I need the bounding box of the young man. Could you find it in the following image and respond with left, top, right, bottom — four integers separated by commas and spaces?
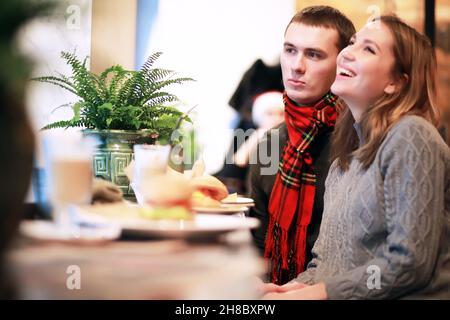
248, 6, 355, 285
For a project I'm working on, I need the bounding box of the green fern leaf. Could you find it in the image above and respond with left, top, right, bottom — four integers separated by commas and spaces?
41, 120, 74, 130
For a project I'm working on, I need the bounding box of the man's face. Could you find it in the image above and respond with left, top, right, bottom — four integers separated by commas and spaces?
280, 23, 340, 105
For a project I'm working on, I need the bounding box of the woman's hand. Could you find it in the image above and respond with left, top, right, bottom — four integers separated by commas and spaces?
277, 281, 309, 292
257, 282, 283, 295
261, 282, 327, 300
254, 277, 280, 295
255, 277, 309, 296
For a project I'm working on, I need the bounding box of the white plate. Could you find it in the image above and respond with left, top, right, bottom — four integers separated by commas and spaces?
81, 203, 259, 239
221, 197, 255, 206
117, 214, 259, 239
192, 206, 249, 214
20, 220, 121, 244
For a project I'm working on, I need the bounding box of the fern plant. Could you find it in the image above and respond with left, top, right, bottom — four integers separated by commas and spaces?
33, 51, 194, 141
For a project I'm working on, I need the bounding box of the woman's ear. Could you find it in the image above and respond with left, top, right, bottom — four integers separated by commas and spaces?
384, 73, 409, 95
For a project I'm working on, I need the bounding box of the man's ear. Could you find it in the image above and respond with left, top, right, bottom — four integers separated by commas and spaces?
384, 73, 409, 95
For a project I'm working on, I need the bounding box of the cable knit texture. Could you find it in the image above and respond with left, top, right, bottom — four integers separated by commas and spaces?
295, 115, 450, 299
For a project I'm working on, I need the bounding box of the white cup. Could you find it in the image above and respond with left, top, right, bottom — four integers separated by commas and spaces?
132, 144, 171, 200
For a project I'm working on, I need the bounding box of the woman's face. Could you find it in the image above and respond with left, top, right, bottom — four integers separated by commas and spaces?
331, 22, 398, 111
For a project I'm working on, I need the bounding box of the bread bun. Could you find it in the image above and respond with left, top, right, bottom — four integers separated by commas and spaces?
190, 175, 229, 200
191, 191, 222, 208
141, 174, 192, 208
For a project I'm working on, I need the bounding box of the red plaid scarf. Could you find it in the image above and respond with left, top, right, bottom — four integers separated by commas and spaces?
264, 92, 338, 284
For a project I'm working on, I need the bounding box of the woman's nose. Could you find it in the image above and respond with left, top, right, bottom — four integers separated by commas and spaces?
340, 47, 355, 62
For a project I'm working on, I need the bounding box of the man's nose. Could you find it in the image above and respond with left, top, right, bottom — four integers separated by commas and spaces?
293, 54, 306, 74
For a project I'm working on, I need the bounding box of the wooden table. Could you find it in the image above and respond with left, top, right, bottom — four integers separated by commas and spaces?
7, 231, 264, 299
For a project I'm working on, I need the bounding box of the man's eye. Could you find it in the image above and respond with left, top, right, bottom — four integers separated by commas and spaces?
307, 51, 321, 59
285, 47, 295, 54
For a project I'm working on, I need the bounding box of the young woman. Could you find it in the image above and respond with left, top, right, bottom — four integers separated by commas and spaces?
261, 15, 450, 299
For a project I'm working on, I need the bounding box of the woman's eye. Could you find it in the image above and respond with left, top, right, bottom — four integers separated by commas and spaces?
348, 40, 355, 46
364, 46, 375, 54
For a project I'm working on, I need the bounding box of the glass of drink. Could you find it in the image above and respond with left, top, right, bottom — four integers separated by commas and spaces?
132, 144, 171, 204
42, 131, 94, 227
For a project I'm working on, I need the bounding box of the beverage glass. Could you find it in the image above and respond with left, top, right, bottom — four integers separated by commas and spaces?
132, 144, 171, 204
42, 131, 94, 227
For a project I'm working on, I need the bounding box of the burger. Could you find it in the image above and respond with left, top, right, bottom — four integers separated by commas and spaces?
139, 174, 194, 220
189, 175, 229, 208
141, 174, 192, 208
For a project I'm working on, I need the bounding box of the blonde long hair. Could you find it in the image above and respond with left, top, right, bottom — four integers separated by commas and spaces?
331, 15, 440, 171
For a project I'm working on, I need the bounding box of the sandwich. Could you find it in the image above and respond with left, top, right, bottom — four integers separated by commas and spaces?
190, 175, 229, 208
139, 174, 194, 220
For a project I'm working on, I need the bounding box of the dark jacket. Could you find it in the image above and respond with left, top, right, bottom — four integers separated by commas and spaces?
248, 123, 333, 265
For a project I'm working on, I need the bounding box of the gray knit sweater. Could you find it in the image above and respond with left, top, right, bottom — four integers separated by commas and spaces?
295, 115, 450, 299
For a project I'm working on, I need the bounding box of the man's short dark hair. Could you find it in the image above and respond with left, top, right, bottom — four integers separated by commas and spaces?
286, 6, 356, 51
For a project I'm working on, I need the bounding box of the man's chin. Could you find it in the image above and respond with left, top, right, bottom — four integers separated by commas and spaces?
286, 92, 319, 106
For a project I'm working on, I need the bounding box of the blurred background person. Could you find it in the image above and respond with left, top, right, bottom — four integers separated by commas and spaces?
233, 91, 285, 170
215, 59, 284, 195
232, 91, 285, 195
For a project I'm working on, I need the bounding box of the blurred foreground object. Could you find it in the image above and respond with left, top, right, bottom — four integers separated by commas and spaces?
0, 0, 52, 298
